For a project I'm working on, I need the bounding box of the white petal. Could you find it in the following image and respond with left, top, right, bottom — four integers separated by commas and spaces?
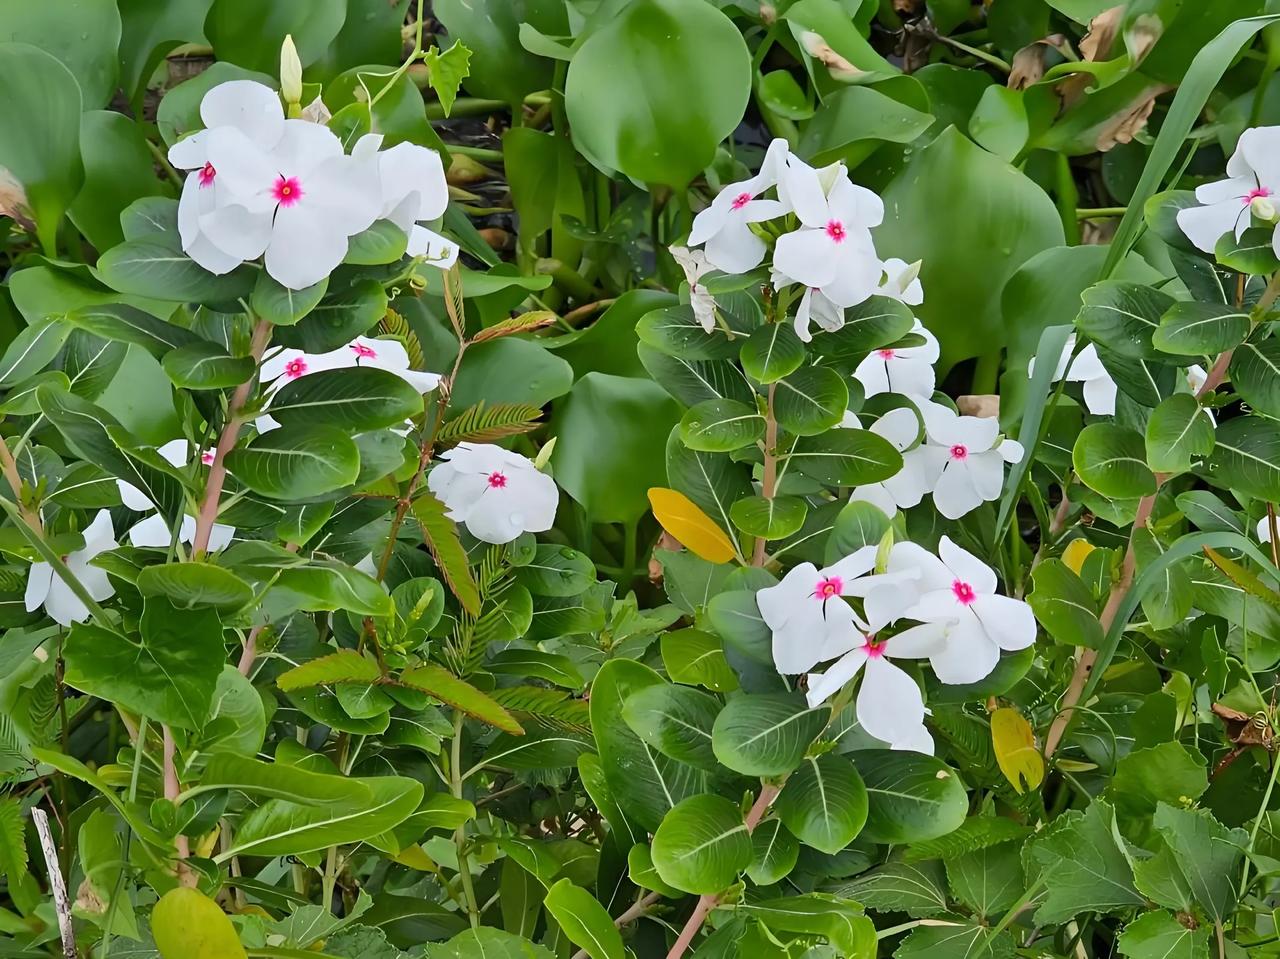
1259, 516, 1274, 544
704, 219, 767, 274
690, 291, 717, 333
302, 154, 382, 237
889, 724, 934, 754
821, 244, 882, 308
265, 205, 351, 290
272, 119, 345, 178
1239, 127, 1280, 188
128, 513, 173, 548
199, 201, 274, 260
884, 620, 950, 658
156, 439, 191, 468
117, 479, 154, 512
793, 287, 816, 343
929, 617, 1000, 684
200, 80, 284, 146
805, 648, 867, 708
887, 541, 954, 593
847, 483, 897, 518
933, 459, 982, 519
1176, 200, 1244, 254
823, 546, 878, 591
871, 407, 921, 452
1081, 373, 1117, 415
81, 510, 117, 554
377, 141, 448, 223
774, 228, 838, 288
206, 521, 237, 552
25, 562, 53, 612
882, 445, 946, 508
971, 594, 1037, 650
168, 130, 208, 170
829, 176, 884, 229
965, 451, 1006, 503
44, 580, 90, 627
937, 536, 999, 595
758, 563, 820, 632
688, 198, 729, 246
406, 226, 460, 268
778, 155, 829, 227
856, 656, 925, 745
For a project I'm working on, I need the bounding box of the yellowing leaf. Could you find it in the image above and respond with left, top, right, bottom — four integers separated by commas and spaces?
991, 707, 1044, 795
152, 887, 247, 959
1062, 538, 1096, 575
393, 843, 438, 871
647, 487, 736, 564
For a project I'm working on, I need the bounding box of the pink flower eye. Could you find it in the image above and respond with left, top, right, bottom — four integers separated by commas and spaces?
201, 451, 215, 466
952, 580, 976, 604
949, 444, 968, 461
198, 162, 216, 187
812, 576, 843, 600
1243, 186, 1273, 205
731, 191, 753, 210
825, 220, 846, 242
284, 358, 307, 378
878, 349, 895, 360
861, 634, 885, 658
487, 471, 507, 489
272, 175, 303, 207
350, 342, 377, 360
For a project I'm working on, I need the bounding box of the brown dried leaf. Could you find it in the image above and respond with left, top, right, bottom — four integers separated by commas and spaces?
0, 167, 34, 234
1079, 5, 1124, 61
957, 394, 1000, 419
470, 310, 558, 344
1095, 84, 1170, 151
799, 30, 864, 81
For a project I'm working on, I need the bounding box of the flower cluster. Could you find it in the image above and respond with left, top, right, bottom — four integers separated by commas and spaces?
1176, 125, 1280, 257
759, 537, 1034, 754
170, 80, 458, 290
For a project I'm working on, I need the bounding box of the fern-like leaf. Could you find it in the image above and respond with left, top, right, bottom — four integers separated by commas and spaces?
0, 797, 29, 884
436, 402, 543, 445
0, 713, 26, 780
443, 266, 466, 340
379, 308, 427, 371
490, 686, 591, 734
470, 310, 558, 344
412, 493, 481, 616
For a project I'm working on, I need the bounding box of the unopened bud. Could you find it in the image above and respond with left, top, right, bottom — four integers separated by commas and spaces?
280, 34, 303, 106
1251, 194, 1278, 224
534, 437, 556, 471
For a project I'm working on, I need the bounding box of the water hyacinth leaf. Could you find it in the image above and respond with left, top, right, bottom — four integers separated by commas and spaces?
225, 425, 361, 499
775, 753, 869, 854
1073, 423, 1157, 498
647, 487, 738, 564
542, 879, 624, 959
204, 0, 346, 74
774, 366, 849, 436
1145, 393, 1214, 474
162, 341, 256, 389
800, 84, 934, 166
1229, 338, 1280, 419
680, 398, 765, 453
730, 495, 808, 540
711, 692, 828, 777
1075, 281, 1174, 359
1152, 302, 1250, 356
622, 683, 720, 770
651, 794, 752, 895
741, 323, 806, 383
858, 751, 967, 844
268, 367, 425, 432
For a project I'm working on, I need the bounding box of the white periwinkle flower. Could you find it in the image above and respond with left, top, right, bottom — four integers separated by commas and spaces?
261, 337, 442, 394
117, 440, 235, 551
25, 510, 117, 626
878, 257, 924, 306
905, 402, 1023, 520
1028, 334, 1117, 416
846, 406, 928, 516
427, 443, 558, 544
1177, 126, 1280, 256
853, 320, 939, 400
669, 245, 719, 332
688, 139, 789, 273
355, 136, 459, 267
888, 537, 1036, 684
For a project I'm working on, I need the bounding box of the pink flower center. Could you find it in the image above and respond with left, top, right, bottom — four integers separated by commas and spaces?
860, 634, 885, 658
812, 576, 843, 600
1243, 186, 1273, 205
350, 342, 377, 360
284, 358, 307, 379
731, 191, 753, 210
198, 162, 216, 187
952, 580, 976, 605
201, 451, 215, 466
487, 471, 507, 489
878, 348, 895, 360
272, 175, 303, 207
825, 219, 846, 243
949, 444, 968, 461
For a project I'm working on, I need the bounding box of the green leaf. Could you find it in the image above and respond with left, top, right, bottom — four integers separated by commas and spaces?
1215, 227, 1280, 274
433, 0, 562, 105
251, 273, 327, 326
746, 818, 799, 885
1028, 559, 1103, 649
423, 40, 472, 117
542, 879, 624, 959
1204, 414, 1280, 501
0, 317, 71, 387
344, 219, 409, 266
163, 341, 256, 389
69, 112, 166, 251
1152, 302, 1250, 356
775, 753, 869, 854
812, 296, 914, 364
661, 627, 738, 693
1145, 393, 1214, 474
399, 664, 523, 734
1025, 800, 1143, 924
636, 305, 741, 360
226, 425, 360, 499
858, 752, 967, 844
430, 928, 555, 959
1116, 910, 1210, 959
96, 240, 256, 304
711, 692, 827, 777
1111, 742, 1207, 814
1076, 281, 1174, 359
730, 495, 807, 540
64, 599, 224, 730
741, 323, 806, 383
269, 367, 425, 432
1073, 423, 1157, 498
274, 279, 388, 354
1151, 802, 1247, 922
895, 921, 1016, 959
153, 887, 247, 959
834, 860, 950, 917
774, 366, 849, 436
739, 894, 876, 957
192, 753, 371, 805
136, 563, 254, 612
622, 683, 720, 770
787, 429, 903, 486
651, 794, 752, 895
487, 648, 584, 688
946, 841, 1025, 919
1229, 338, 1280, 419
679, 398, 765, 453
512, 545, 595, 598
204, 0, 346, 74
564, 0, 750, 186
410, 493, 481, 616
273, 561, 393, 617
800, 84, 933, 166
278, 651, 384, 693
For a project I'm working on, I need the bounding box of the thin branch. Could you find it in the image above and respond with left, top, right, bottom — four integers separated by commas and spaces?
751, 384, 778, 567
32, 807, 76, 959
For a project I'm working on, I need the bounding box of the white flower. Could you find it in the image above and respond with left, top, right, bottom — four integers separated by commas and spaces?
261, 336, 442, 394
847, 406, 928, 516
887, 537, 1036, 685
1260, 516, 1275, 544
688, 139, 789, 274
1028, 334, 1117, 416
669, 246, 718, 332
1176, 126, 1280, 256
793, 286, 846, 343
1185, 364, 1208, 393
909, 401, 1023, 520
25, 510, 117, 626
853, 320, 939, 400
773, 155, 884, 308
427, 443, 558, 544
878, 258, 924, 306
758, 546, 915, 675
354, 136, 459, 268
117, 440, 235, 550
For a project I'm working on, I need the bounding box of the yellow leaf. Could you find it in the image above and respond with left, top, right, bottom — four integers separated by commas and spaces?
1062, 538, 1095, 575
393, 843, 438, 871
647, 488, 737, 564
153, 887, 247, 959
990, 707, 1044, 795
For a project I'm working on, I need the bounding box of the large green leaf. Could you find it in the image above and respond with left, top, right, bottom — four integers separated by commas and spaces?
268, 367, 425, 432
787, 429, 902, 486
564, 0, 750, 186
1073, 423, 1158, 499
64, 302, 204, 358
204, 0, 346, 74
542, 879, 624, 959
775, 753, 869, 854
96, 240, 257, 304
858, 752, 967, 844
399, 664, 523, 734
1204, 415, 1280, 501
711, 692, 828, 777
1229, 338, 1280, 419
68, 111, 169, 250
1025, 800, 1143, 924
651, 794, 753, 895
434, 0, 564, 105
622, 683, 720, 770
225, 425, 361, 500
1145, 393, 1214, 474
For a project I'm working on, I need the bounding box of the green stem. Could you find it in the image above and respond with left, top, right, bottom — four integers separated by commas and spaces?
971, 351, 1001, 395
1076, 207, 1127, 218
1240, 751, 1280, 897
451, 711, 480, 928
369, 0, 425, 110
620, 520, 638, 592
426, 98, 507, 120
932, 33, 1012, 72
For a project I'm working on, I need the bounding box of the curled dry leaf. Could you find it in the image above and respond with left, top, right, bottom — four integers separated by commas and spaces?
1096, 84, 1171, 151
799, 31, 864, 81
0, 167, 34, 234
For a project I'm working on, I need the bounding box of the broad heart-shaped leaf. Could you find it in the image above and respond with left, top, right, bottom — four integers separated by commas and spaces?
787, 429, 903, 486
1073, 423, 1158, 499
590, 659, 709, 832
250, 272, 327, 326
874, 128, 1063, 369
542, 879, 624, 959
857, 751, 967, 844
680, 398, 765, 453
162, 341, 256, 389
774, 366, 849, 436
746, 818, 800, 885
271, 561, 393, 617
153, 887, 247, 959
1152, 302, 1250, 356
268, 367, 425, 432
1151, 802, 1248, 922
711, 692, 828, 776
96, 240, 256, 304
0, 317, 71, 387
775, 753, 869, 854
730, 494, 808, 540
651, 794, 753, 895
218, 774, 423, 860
1028, 559, 1103, 649
1230, 338, 1280, 419
1203, 414, 1280, 501
0, 43, 83, 254
1116, 910, 1210, 959
564, 0, 750, 186
64, 302, 204, 358
647, 487, 738, 564
226, 425, 360, 500
136, 563, 254, 612
1145, 393, 1214, 474
398, 665, 523, 734
1075, 281, 1174, 359
741, 323, 805, 383
63, 599, 224, 730
1025, 800, 1143, 924
621, 683, 720, 770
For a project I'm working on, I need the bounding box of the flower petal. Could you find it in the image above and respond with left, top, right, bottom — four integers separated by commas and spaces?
937, 535, 999, 595
971, 593, 1037, 650
774, 228, 838, 288
856, 656, 925, 745
805, 648, 868, 707
929, 616, 1000, 684
199, 79, 285, 146
25, 562, 53, 612
265, 204, 351, 290
1176, 200, 1243, 254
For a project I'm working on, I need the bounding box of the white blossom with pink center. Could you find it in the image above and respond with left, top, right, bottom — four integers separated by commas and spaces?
877, 257, 924, 306
756, 546, 918, 675
687, 139, 790, 273
669, 246, 719, 332
427, 443, 558, 544
1177, 126, 1280, 256
845, 406, 930, 517
853, 319, 939, 400
354, 135, 458, 268
772, 154, 884, 308
1028, 333, 1117, 416
882, 537, 1036, 685
116, 439, 235, 551
25, 510, 117, 626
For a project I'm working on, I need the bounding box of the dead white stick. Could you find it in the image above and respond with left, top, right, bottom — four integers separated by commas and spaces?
31, 807, 77, 959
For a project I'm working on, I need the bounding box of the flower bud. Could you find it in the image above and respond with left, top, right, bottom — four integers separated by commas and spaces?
1251, 194, 1278, 224
280, 34, 303, 106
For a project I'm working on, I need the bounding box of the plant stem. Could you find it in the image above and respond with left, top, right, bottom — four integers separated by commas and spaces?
1075, 207, 1127, 218
32, 808, 76, 959
752, 384, 778, 567
370, 0, 425, 110
451, 711, 480, 929
0, 434, 41, 531
569, 891, 663, 959
1240, 745, 1280, 897
162, 725, 195, 883
192, 319, 272, 557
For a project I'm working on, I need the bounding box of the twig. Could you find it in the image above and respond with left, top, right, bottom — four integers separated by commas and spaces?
0, 434, 41, 531
1195, 350, 1234, 398
162, 726, 194, 881
237, 625, 265, 676
1268, 504, 1279, 570
751, 384, 778, 567
32, 807, 76, 959
570, 891, 663, 959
